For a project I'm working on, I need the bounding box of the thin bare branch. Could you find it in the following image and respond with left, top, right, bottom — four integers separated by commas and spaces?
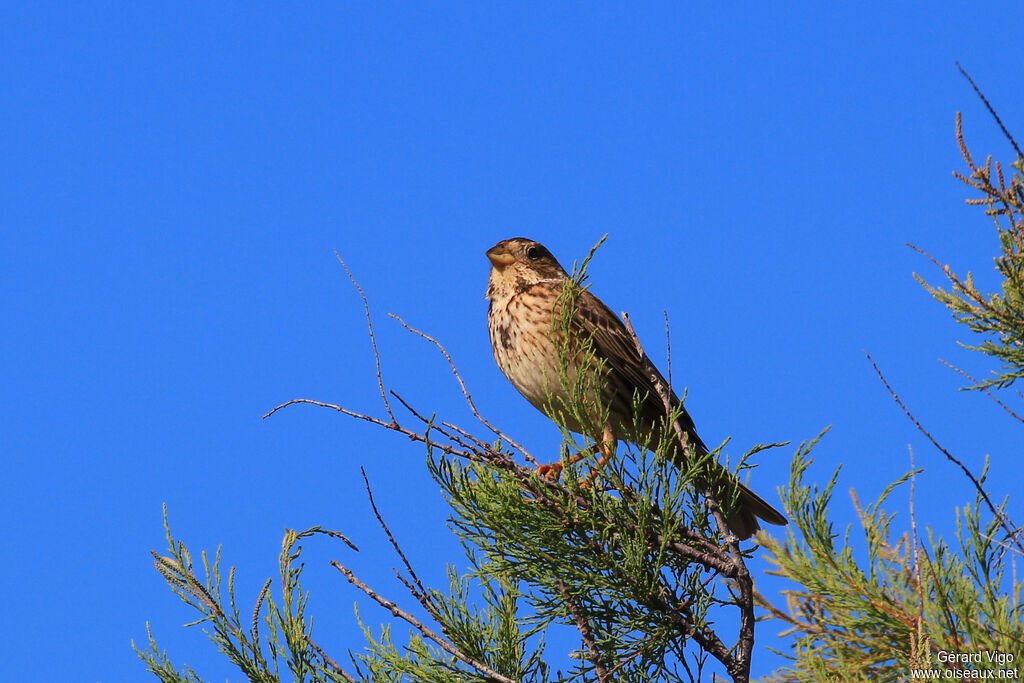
387, 390, 460, 443
664, 310, 673, 391
441, 420, 495, 452
388, 312, 537, 465
360, 467, 437, 616
864, 351, 1023, 555
907, 242, 991, 310
331, 561, 517, 683
939, 358, 1024, 423
386, 390, 492, 456
335, 252, 395, 425
262, 397, 475, 461
304, 633, 358, 682
956, 62, 1023, 161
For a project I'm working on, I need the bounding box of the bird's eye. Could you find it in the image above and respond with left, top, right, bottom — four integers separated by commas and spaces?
526, 246, 543, 260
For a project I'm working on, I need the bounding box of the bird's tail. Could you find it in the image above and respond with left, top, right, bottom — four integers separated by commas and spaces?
666, 425, 788, 540
662, 409, 787, 539
724, 481, 788, 541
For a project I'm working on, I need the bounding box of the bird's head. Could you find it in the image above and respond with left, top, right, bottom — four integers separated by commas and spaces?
485, 238, 568, 301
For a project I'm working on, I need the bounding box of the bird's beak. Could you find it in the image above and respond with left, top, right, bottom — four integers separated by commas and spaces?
486, 249, 515, 269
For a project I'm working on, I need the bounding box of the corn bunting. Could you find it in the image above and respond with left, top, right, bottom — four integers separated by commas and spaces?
485, 237, 787, 539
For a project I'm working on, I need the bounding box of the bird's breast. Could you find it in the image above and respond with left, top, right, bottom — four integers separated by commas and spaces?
488, 295, 570, 414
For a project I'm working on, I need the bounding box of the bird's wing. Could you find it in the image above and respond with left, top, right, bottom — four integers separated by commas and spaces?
573, 288, 709, 455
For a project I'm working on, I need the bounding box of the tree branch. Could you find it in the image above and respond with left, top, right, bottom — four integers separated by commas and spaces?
939, 358, 1024, 424
956, 62, 1023, 161
557, 579, 611, 682
331, 561, 516, 683
360, 467, 438, 617
304, 633, 358, 683
335, 251, 396, 425
389, 312, 537, 465
865, 351, 1023, 555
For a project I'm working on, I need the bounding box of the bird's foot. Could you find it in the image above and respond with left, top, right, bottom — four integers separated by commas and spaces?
534, 450, 611, 489
534, 450, 593, 481
535, 461, 564, 480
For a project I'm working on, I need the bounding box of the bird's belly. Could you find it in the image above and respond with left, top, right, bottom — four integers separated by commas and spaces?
493, 323, 567, 412
489, 308, 600, 436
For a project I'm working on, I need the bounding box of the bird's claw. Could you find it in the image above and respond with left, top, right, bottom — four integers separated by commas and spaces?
535, 462, 564, 480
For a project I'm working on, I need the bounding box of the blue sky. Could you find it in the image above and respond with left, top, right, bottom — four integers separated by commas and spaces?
3, 3, 1023, 681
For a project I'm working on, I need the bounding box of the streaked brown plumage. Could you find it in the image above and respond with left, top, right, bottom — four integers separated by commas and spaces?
485, 237, 787, 540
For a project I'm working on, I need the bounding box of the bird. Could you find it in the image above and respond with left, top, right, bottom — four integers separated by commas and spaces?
485, 237, 787, 540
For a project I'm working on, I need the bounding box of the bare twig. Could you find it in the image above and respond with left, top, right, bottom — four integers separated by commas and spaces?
385, 389, 493, 456
939, 358, 1024, 423
388, 312, 537, 465
907, 243, 991, 310
387, 391, 460, 443
360, 467, 437, 616
388, 391, 508, 460
558, 579, 610, 682
304, 633, 358, 682
262, 398, 476, 462
335, 252, 395, 425
664, 310, 673, 390
332, 561, 516, 683
956, 62, 1023, 161
865, 352, 1023, 555
441, 420, 495, 452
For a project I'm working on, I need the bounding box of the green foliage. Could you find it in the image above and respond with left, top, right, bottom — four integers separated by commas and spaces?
759, 444, 1023, 682
429, 438, 782, 681
135, 505, 357, 682
546, 238, 613, 444
914, 114, 1024, 390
